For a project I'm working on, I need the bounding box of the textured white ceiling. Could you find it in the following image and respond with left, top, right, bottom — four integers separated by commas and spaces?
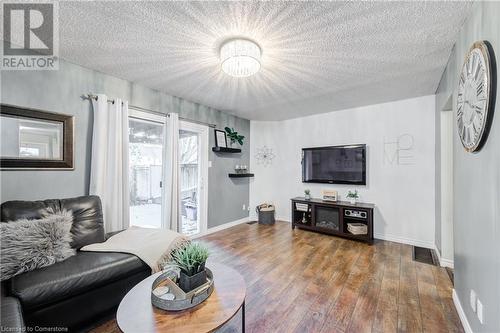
57, 1, 472, 120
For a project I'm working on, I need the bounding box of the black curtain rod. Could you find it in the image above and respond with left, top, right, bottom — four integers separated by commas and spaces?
83, 93, 216, 128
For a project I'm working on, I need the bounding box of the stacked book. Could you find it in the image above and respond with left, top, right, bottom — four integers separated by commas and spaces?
347, 223, 367, 235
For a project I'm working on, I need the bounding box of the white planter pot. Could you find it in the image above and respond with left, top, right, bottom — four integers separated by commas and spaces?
349, 198, 356, 205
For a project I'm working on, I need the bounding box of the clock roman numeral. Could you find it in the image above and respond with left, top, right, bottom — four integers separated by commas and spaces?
477, 80, 485, 97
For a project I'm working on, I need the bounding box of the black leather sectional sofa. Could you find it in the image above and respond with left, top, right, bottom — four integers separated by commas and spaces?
0, 196, 150, 331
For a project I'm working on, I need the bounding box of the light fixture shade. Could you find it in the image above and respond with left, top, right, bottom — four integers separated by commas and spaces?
220, 39, 261, 77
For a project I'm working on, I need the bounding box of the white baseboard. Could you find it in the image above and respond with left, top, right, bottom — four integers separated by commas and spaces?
374, 232, 434, 249
434, 245, 454, 268
440, 257, 454, 268
453, 289, 473, 333
191, 216, 249, 239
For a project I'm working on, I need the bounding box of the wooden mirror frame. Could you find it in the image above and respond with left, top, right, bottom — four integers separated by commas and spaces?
0, 104, 74, 170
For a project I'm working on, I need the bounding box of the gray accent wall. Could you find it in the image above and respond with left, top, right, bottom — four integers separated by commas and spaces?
0, 58, 250, 229
436, 2, 500, 332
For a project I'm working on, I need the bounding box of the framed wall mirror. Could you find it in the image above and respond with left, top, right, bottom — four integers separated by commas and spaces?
0, 104, 74, 169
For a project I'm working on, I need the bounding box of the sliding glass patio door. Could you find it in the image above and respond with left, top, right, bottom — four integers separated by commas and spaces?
179, 121, 208, 235
128, 110, 165, 228
128, 110, 208, 235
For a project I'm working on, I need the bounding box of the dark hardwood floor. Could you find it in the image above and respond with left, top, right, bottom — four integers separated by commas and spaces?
92, 221, 463, 333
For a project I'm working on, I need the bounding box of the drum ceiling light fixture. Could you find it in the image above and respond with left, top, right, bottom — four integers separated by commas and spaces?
219, 38, 261, 78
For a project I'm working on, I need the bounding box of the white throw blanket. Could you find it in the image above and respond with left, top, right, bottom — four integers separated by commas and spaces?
81, 227, 189, 272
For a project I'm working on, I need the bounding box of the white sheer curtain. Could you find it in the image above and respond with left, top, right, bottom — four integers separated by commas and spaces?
162, 113, 180, 231
89, 94, 130, 232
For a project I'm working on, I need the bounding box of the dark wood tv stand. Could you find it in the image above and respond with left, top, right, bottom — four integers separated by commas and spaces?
291, 197, 374, 244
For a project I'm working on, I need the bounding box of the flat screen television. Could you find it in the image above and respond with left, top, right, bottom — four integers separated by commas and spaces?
302, 144, 366, 185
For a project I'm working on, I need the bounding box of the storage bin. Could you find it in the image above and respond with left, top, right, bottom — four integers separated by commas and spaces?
256, 204, 275, 225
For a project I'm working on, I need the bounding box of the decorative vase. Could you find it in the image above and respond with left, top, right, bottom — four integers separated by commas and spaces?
304, 194, 311, 200
349, 198, 356, 205
179, 264, 207, 292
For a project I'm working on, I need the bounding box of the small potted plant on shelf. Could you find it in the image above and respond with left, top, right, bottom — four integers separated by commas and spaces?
172, 242, 210, 292
225, 127, 245, 147
346, 190, 359, 205
304, 189, 311, 200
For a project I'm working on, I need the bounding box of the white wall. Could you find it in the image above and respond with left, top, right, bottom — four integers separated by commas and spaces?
250, 95, 436, 248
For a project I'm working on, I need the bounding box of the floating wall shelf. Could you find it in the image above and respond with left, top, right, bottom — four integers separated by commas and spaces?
228, 173, 254, 178
212, 147, 241, 153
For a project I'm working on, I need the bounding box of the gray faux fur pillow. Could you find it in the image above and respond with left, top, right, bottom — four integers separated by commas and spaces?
1, 211, 75, 281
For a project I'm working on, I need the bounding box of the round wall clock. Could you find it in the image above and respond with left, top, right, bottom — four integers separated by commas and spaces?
457, 40, 497, 153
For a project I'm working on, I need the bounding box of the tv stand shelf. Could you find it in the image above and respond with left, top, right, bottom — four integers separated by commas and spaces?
291, 197, 374, 244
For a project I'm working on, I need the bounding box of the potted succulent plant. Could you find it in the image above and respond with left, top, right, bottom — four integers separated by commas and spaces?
304, 189, 311, 200
172, 242, 210, 292
346, 190, 359, 205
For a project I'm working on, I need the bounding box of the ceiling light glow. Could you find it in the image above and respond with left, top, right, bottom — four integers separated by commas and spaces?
220, 39, 261, 78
